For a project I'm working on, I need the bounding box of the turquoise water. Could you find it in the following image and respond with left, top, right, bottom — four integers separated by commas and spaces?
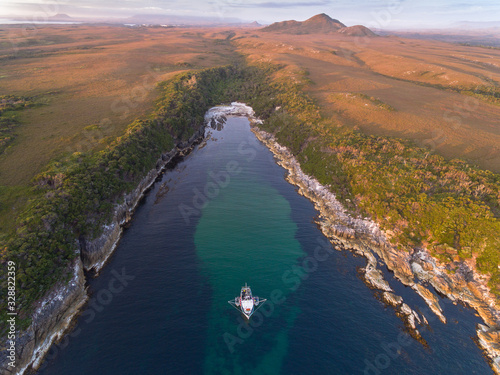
195, 168, 304, 374
36, 116, 493, 375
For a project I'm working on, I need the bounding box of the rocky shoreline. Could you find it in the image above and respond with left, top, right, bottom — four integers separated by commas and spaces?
0, 126, 206, 375
80, 126, 206, 273
0, 260, 87, 375
250, 123, 500, 374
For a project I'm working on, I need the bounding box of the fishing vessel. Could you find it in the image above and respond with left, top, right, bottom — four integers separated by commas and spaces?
228, 283, 267, 319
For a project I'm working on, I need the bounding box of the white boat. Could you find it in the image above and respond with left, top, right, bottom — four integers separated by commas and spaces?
228, 283, 267, 319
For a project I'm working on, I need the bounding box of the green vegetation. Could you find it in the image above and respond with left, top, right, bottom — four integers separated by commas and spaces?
354, 93, 396, 111
458, 85, 500, 105
329, 92, 396, 112
457, 43, 500, 50
0, 185, 32, 241
374, 71, 500, 106
0, 95, 35, 155
0, 96, 41, 239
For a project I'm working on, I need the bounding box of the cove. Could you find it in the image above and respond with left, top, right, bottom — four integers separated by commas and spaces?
194, 117, 305, 375
36, 114, 492, 375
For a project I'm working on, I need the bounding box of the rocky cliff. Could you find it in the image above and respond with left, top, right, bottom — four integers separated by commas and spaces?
0, 259, 86, 375
80, 126, 205, 272
0, 125, 206, 375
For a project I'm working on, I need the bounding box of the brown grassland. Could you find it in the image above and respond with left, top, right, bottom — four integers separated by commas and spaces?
233, 30, 500, 173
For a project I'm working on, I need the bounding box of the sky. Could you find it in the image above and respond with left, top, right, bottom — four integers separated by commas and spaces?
1, 0, 499, 29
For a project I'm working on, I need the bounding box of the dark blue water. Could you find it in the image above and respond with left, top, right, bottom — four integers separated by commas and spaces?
37, 117, 492, 375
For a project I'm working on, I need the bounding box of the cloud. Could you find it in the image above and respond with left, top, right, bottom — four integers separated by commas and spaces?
222, 0, 331, 8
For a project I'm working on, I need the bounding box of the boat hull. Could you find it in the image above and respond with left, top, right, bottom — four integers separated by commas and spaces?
228, 283, 267, 320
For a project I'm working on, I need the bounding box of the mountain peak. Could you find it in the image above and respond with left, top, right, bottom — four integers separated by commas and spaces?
48, 13, 73, 20
307, 13, 332, 21
304, 13, 345, 27
261, 14, 375, 36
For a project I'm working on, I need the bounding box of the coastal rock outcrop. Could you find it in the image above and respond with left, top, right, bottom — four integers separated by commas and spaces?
478, 325, 500, 374
250, 123, 500, 374
0, 259, 87, 375
363, 262, 392, 292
